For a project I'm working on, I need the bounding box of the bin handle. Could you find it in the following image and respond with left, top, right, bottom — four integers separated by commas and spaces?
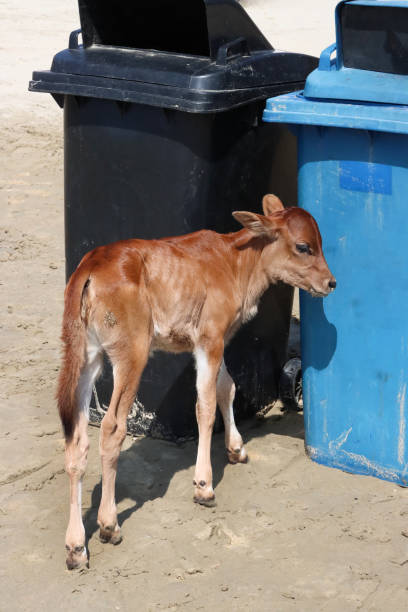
69, 29, 82, 50
216, 37, 250, 66
318, 43, 337, 71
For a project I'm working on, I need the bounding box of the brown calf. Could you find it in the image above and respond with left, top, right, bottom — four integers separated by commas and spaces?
57, 194, 335, 569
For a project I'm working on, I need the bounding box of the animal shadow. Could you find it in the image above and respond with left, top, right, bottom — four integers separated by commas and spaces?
83, 408, 305, 548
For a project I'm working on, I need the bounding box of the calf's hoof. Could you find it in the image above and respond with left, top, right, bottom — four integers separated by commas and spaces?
65, 545, 88, 570
99, 523, 122, 545
193, 480, 216, 507
227, 446, 248, 464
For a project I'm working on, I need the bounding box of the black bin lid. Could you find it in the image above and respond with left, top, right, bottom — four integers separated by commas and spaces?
29, 0, 317, 113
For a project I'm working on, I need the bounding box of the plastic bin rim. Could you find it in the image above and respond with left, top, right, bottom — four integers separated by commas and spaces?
262, 90, 408, 135
339, 0, 408, 6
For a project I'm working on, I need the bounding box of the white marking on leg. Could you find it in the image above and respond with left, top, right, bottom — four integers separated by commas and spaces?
193, 347, 219, 500
65, 410, 89, 567
76, 328, 103, 420
217, 360, 242, 453
66, 329, 102, 567
87, 326, 103, 362
195, 347, 212, 390
195, 348, 212, 468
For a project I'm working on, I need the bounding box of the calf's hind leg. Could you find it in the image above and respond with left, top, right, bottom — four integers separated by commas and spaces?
65, 411, 89, 570
216, 359, 247, 464
97, 341, 150, 545
65, 353, 102, 570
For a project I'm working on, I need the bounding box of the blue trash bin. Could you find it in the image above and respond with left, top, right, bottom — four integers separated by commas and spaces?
263, 0, 408, 485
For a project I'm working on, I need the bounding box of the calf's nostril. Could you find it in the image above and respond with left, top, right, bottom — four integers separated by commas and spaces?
328, 279, 337, 289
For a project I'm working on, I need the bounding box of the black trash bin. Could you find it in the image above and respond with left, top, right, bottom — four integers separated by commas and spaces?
29, 0, 317, 440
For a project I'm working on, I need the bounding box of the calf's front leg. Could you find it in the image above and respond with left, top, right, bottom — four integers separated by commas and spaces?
216, 359, 248, 464
193, 343, 223, 505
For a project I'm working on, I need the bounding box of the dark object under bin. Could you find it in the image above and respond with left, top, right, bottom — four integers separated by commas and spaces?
29, 0, 317, 440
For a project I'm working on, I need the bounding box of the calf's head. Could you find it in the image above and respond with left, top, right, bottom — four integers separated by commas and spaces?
233, 194, 336, 297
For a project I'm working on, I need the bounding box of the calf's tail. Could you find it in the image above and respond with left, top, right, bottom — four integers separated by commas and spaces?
56, 268, 91, 441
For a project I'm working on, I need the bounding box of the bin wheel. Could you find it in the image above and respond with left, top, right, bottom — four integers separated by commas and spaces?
279, 357, 303, 411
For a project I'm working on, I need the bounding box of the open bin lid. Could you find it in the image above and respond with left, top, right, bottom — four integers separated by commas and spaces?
29, 0, 317, 113
304, 0, 408, 106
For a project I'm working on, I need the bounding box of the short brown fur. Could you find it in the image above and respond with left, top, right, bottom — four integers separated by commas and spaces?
57, 194, 335, 569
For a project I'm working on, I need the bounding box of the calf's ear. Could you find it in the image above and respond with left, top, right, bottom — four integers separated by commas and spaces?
232, 211, 279, 238
262, 194, 284, 216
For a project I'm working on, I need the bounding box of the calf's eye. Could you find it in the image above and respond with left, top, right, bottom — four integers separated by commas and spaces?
296, 243, 310, 254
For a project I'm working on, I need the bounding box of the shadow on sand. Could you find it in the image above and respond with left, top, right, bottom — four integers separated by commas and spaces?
83, 409, 305, 549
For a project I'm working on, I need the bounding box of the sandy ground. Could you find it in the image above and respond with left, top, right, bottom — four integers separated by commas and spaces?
1, 1, 408, 610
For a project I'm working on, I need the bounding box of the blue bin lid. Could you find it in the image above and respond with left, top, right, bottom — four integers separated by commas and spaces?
304, 0, 408, 106
263, 91, 408, 134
